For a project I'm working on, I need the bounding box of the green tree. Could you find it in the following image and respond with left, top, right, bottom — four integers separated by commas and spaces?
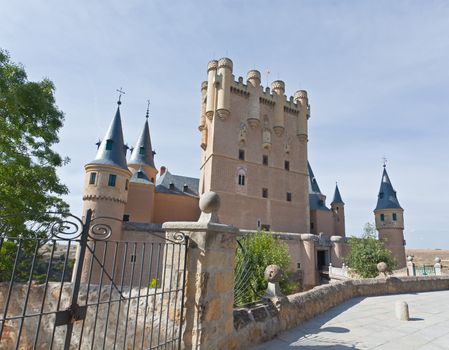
0, 49, 69, 282
0, 49, 69, 236
235, 231, 296, 305
345, 223, 396, 278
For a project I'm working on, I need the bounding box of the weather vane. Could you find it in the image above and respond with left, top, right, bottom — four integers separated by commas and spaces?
116, 87, 125, 105
382, 156, 388, 168
265, 69, 271, 87
146, 99, 150, 119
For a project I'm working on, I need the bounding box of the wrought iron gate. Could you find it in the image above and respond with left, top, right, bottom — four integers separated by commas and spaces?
0, 210, 188, 349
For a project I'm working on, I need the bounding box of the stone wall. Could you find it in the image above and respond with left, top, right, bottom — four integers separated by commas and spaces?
232, 276, 449, 349
0, 282, 181, 349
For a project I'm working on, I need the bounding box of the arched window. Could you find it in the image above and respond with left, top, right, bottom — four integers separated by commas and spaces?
236, 167, 247, 186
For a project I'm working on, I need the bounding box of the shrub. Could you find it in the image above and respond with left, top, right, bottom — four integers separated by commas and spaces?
235, 231, 293, 305
345, 223, 396, 278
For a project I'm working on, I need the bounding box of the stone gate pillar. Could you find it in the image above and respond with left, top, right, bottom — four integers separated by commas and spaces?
330, 236, 345, 267
299, 234, 318, 289
163, 192, 239, 349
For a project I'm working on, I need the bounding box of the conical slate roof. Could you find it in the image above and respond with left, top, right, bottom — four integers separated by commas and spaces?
375, 167, 402, 210
89, 106, 128, 170
331, 184, 344, 205
128, 119, 155, 169
308, 162, 330, 211
308, 162, 322, 194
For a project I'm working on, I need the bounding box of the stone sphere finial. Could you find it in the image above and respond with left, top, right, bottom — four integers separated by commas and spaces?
407, 255, 414, 262
199, 191, 220, 214
435, 256, 441, 264
264, 265, 283, 283
377, 262, 388, 273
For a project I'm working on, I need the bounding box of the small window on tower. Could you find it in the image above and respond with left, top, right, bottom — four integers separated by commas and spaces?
106, 140, 113, 150
130, 254, 136, 263
108, 174, 117, 187
284, 160, 290, 171
89, 172, 97, 185
286, 192, 292, 202
310, 222, 314, 230
139, 147, 145, 155
262, 155, 268, 166
380, 213, 385, 222
238, 149, 245, 160
392, 213, 397, 221
262, 188, 268, 198
125, 179, 129, 191
123, 214, 130, 222
238, 174, 245, 186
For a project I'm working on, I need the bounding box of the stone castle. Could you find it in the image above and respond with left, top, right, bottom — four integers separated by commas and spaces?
81, 57, 406, 287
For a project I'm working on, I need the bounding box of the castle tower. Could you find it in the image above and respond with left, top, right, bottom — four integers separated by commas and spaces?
125, 109, 157, 223
331, 184, 345, 237
374, 165, 406, 268
199, 57, 310, 232
81, 99, 132, 282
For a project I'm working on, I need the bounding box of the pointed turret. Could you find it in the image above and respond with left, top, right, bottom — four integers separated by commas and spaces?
331, 183, 345, 237
375, 167, 402, 210
331, 184, 344, 205
374, 165, 406, 268
128, 106, 157, 182
129, 119, 155, 169
308, 162, 322, 195
89, 106, 128, 170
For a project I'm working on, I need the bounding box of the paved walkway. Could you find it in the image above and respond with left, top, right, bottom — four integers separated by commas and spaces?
255, 290, 449, 349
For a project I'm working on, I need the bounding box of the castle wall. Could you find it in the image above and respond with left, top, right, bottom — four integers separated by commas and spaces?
153, 192, 200, 224
124, 182, 155, 223
310, 210, 334, 235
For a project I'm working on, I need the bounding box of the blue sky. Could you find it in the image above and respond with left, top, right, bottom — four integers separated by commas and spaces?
2, 1, 449, 248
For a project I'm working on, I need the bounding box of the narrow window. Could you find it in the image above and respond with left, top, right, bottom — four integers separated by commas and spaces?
284, 160, 290, 171
108, 174, 117, 187
286, 192, 292, 202
380, 213, 385, 222
130, 254, 136, 263
238, 174, 245, 186
123, 214, 130, 222
392, 213, 397, 221
262, 188, 268, 198
238, 149, 245, 160
125, 179, 129, 191
89, 172, 97, 185
139, 146, 145, 155
311, 222, 314, 230
105, 139, 113, 150
262, 155, 268, 166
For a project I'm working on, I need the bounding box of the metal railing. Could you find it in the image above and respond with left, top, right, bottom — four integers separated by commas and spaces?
0, 210, 188, 349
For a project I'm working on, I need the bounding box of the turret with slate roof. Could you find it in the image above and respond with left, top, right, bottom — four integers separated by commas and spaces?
81, 94, 132, 284
89, 102, 128, 170
374, 164, 406, 268
128, 101, 157, 182
331, 183, 346, 237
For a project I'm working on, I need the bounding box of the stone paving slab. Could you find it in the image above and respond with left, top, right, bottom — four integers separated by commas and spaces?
254, 290, 449, 349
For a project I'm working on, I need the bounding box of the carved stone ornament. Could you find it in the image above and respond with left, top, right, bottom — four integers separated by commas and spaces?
239, 122, 247, 144
284, 136, 291, 154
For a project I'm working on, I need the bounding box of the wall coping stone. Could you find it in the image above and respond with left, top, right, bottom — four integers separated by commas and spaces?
162, 221, 239, 234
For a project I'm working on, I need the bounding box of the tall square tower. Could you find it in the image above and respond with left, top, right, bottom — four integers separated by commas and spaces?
198, 58, 310, 232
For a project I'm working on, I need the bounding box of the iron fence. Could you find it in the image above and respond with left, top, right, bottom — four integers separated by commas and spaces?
0, 210, 188, 349
234, 239, 262, 307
